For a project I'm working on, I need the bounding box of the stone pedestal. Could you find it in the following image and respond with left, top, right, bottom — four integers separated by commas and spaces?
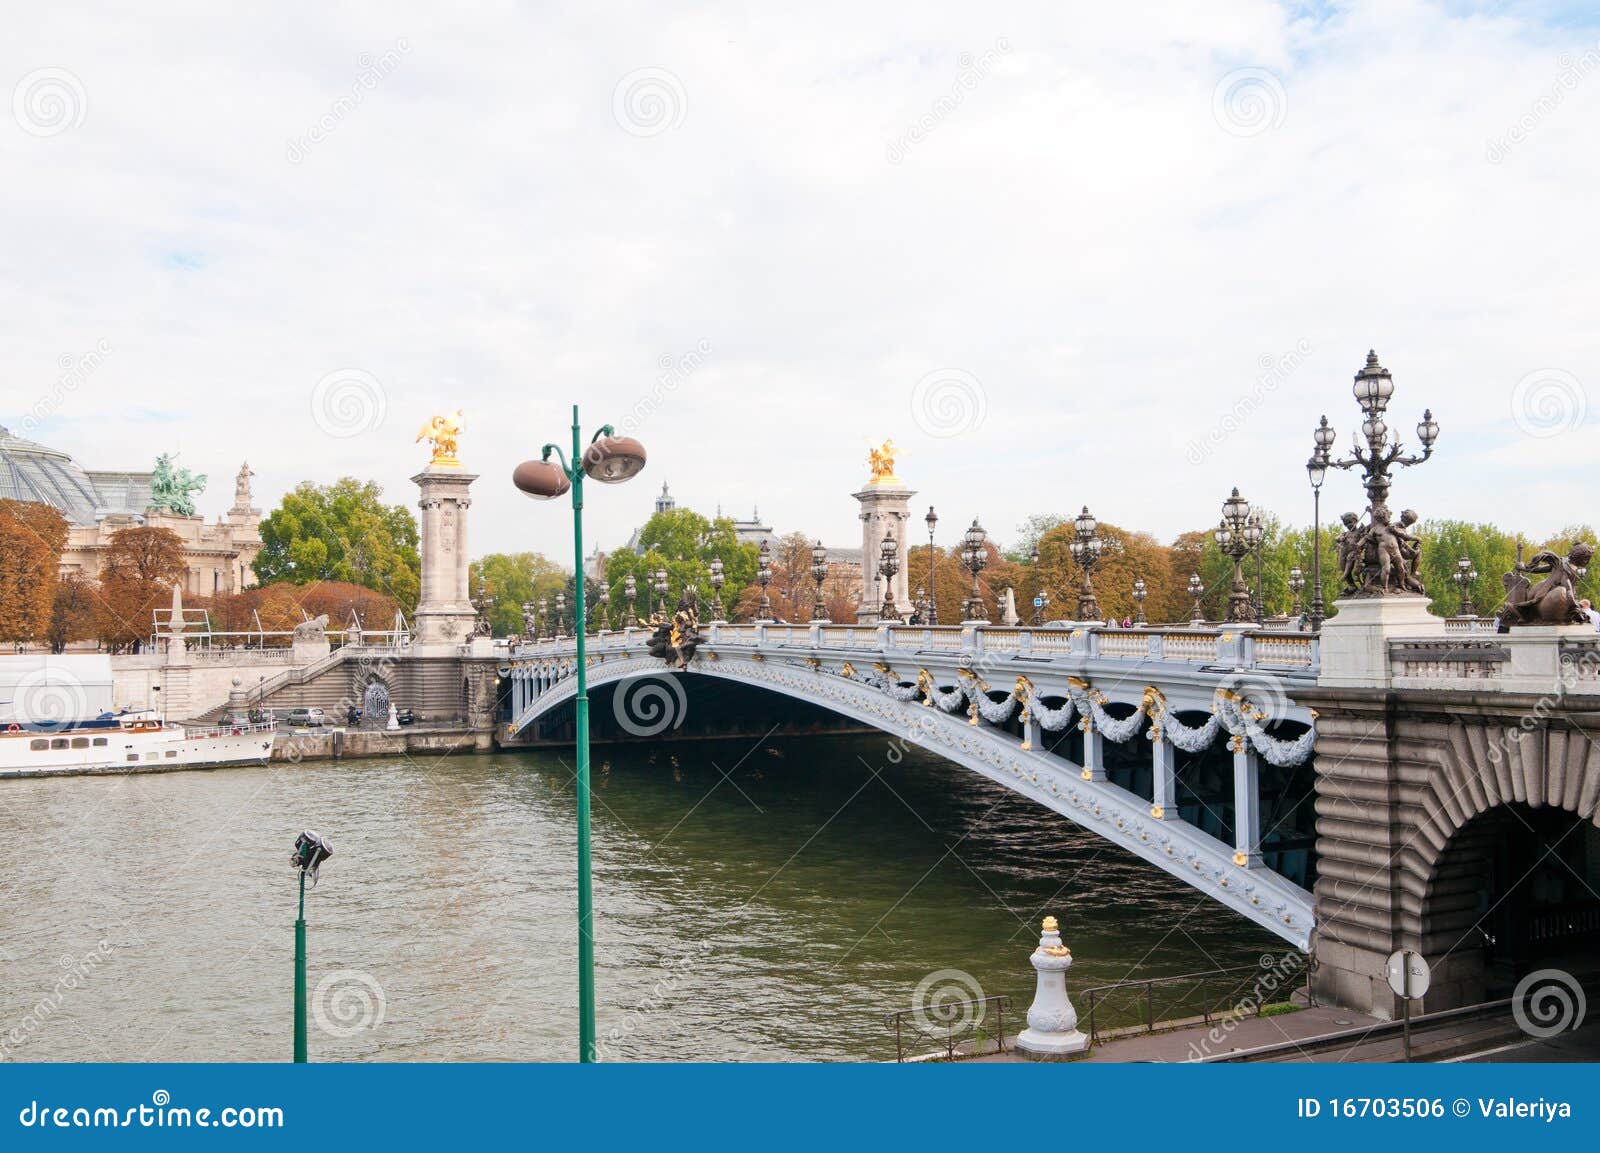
412, 464, 478, 650
1015, 916, 1089, 1058
853, 480, 915, 623
1316, 595, 1441, 689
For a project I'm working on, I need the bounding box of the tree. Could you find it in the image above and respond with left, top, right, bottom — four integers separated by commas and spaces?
47, 572, 98, 652
604, 509, 758, 625
0, 499, 68, 644
97, 526, 185, 651
469, 552, 570, 636
1035, 521, 1180, 623
255, 478, 420, 609
1414, 520, 1521, 618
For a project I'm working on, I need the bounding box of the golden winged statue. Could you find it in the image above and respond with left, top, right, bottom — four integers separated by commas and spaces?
417, 409, 464, 466
866, 438, 900, 483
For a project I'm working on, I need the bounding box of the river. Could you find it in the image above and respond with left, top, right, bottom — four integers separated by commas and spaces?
0, 736, 1284, 1061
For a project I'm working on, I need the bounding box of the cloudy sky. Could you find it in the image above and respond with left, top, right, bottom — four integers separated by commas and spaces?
4, 2, 1597, 563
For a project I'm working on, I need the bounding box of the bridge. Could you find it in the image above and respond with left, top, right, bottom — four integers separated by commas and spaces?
504, 619, 1323, 948
504, 614, 1600, 1018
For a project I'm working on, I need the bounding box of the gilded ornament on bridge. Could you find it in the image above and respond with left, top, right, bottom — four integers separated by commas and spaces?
865, 438, 900, 484
647, 587, 702, 669
417, 409, 464, 466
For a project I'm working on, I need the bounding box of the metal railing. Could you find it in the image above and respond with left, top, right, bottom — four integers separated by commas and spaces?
1080, 964, 1302, 1044
883, 995, 1011, 1062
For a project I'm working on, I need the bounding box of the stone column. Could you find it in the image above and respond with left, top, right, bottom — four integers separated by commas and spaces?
1232, 741, 1263, 867
1081, 724, 1106, 782
412, 463, 479, 649
1015, 916, 1089, 1058
852, 479, 915, 623
1151, 730, 1179, 818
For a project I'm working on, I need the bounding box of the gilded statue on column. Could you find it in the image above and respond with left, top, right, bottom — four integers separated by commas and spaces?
417, 409, 464, 466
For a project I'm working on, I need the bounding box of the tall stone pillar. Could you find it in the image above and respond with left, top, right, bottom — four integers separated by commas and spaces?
853, 476, 915, 623
412, 463, 478, 649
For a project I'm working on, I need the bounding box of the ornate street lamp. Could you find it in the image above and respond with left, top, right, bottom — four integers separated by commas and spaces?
961, 518, 988, 622
1187, 572, 1205, 624
520, 600, 537, 640
512, 407, 647, 1064
1216, 488, 1258, 624
1306, 419, 1333, 630
596, 581, 610, 632
1326, 351, 1440, 595
1246, 511, 1265, 620
555, 590, 567, 638
708, 557, 726, 622
810, 541, 829, 622
651, 568, 668, 620
623, 574, 638, 628
924, 506, 940, 626
878, 529, 902, 623
1132, 577, 1147, 625
756, 539, 773, 621
538, 596, 550, 640
1070, 506, 1102, 621
1453, 556, 1479, 616
1288, 566, 1305, 619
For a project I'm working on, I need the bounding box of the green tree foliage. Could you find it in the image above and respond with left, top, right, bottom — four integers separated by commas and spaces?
603, 508, 757, 625
469, 552, 571, 636
255, 478, 420, 609
1415, 520, 1520, 618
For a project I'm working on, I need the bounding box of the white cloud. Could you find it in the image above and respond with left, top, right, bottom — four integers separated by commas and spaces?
3, 1, 1598, 567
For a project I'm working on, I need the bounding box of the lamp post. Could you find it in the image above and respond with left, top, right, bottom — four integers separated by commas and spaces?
961, 518, 988, 622
924, 506, 939, 626
555, 590, 567, 638
708, 557, 726, 622
1453, 556, 1479, 617
595, 581, 610, 632
1306, 417, 1334, 630
1216, 488, 1258, 624
623, 574, 638, 628
291, 831, 333, 1063
1288, 566, 1306, 619
1187, 572, 1205, 625
1070, 506, 1103, 621
811, 541, 829, 622
878, 529, 902, 623
512, 407, 647, 1064
652, 568, 668, 621
1326, 351, 1440, 594
1132, 577, 1147, 625
1247, 512, 1265, 620
756, 539, 773, 621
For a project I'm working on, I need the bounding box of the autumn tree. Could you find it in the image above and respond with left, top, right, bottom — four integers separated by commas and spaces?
47, 571, 98, 652
255, 478, 420, 609
97, 526, 185, 651
0, 499, 69, 644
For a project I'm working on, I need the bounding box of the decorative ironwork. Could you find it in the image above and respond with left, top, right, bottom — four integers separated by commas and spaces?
624, 574, 638, 628
878, 529, 902, 623
810, 540, 829, 622
1288, 566, 1305, 619
1071, 506, 1102, 621
1215, 488, 1260, 624
883, 995, 1011, 1063
1080, 964, 1303, 1045
756, 539, 773, 621
1326, 351, 1440, 597
708, 556, 726, 622
1306, 415, 1335, 629
961, 518, 988, 622
924, 506, 940, 626
1452, 556, 1478, 617
1187, 572, 1205, 624
1132, 577, 1147, 626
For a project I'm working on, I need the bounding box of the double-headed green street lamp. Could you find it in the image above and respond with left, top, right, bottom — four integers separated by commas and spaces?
513, 408, 647, 1063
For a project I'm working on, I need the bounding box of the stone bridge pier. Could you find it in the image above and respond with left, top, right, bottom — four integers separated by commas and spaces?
1305, 601, 1600, 1019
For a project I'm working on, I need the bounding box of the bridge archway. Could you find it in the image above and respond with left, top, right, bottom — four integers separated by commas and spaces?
503, 652, 1316, 946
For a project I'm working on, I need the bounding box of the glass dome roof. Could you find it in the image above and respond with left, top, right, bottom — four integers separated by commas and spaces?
0, 424, 104, 525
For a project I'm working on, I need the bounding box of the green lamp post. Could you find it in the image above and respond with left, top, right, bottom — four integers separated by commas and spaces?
513, 406, 647, 1063
291, 830, 333, 1063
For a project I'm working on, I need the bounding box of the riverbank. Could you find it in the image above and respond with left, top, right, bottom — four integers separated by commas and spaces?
272, 724, 492, 762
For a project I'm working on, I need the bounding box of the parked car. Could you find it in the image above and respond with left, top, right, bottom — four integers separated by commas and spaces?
285, 707, 327, 728
395, 707, 415, 726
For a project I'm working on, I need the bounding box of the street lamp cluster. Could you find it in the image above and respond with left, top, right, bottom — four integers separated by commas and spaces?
1215, 488, 1264, 624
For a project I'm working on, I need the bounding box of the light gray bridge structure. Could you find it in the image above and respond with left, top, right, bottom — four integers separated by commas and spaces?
504, 613, 1600, 1019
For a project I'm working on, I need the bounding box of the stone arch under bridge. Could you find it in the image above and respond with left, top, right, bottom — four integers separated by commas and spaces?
504, 651, 1318, 947
1306, 692, 1600, 1017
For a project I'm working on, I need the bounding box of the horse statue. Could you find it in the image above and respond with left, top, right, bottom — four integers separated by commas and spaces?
149, 453, 207, 517
1497, 542, 1595, 630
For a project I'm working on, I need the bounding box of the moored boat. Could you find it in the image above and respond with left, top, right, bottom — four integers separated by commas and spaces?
0, 711, 276, 778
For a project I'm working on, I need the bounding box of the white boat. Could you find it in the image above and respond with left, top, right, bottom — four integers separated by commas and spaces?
0, 711, 277, 778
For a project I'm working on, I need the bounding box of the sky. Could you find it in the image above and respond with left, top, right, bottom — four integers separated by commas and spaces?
3, 1, 1598, 565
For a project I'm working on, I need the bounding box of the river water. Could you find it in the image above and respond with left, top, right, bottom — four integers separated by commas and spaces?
0, 737, 1282, 1062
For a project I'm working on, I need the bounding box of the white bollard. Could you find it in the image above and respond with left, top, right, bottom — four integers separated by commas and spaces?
1015, 916, 1089, 1057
